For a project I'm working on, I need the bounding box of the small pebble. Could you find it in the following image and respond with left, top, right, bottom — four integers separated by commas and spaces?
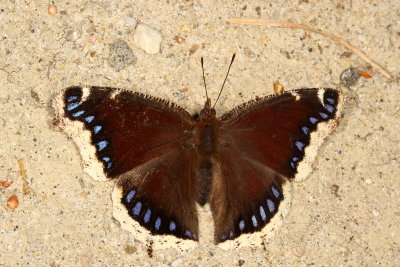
171, 258, 183, 267
365, 178, 372, 184
108, 40, 137, 71
189, 44, 199, 55
359, 70, 373, 78
372, 210, 380, 217
7, 195, 19, 209
340, 67, 361, 87
133, 24, 162, 54
273, 81, 284, 94
48, 3, 57, 15
0, 181, 13, 187
124, 16, 136, 27
175, 36, 185, 44
124, 245, 137, 254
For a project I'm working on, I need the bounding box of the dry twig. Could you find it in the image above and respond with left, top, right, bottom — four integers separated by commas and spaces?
18, 159, 30, 195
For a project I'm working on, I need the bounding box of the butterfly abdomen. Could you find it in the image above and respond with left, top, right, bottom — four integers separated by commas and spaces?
196, 159, 213, 206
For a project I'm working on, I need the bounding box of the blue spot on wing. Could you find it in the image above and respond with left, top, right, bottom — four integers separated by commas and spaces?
67, 103, 79, 111
267, 199, 275, 212
271, 185, 281, 199
184, 230, 192, 238
155, 217, 161, 231
301, 126, 309, 135
239, 220, 245, 231
84, 116, 95, 123
220, 234, 227, 241
309, 117, 318, 124
72, 110, 85, 117
295, 141, 305, 151
319, 112, 329, 119
169, 221, 176, 231
259, 206, 267, 221
132, 201, 142, 216
251, 215, 258, 227
125, 190, 136, 204
324, 104, 334, 113
93, 125, 102, 134
67, 96, 78, 102
326, 98, 335, 104
143, 209, 151, 223
96, 140, 108, 151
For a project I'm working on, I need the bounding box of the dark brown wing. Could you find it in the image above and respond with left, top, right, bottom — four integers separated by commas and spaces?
53, 86, 199, 248
211, 88, 342, 247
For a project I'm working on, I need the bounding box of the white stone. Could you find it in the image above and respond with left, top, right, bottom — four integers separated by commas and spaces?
133, 24, 161, 54
171, 258, 183, 267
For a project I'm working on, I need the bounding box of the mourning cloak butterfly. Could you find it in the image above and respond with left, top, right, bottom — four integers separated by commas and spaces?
53, 57, 343, 250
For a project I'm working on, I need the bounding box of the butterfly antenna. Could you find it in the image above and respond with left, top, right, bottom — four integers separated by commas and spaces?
213, 53, 236, 109
201, 57, 209, 101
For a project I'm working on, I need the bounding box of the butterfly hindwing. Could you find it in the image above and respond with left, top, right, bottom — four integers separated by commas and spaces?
53, 86, 199, 249
212, 88, 342, 248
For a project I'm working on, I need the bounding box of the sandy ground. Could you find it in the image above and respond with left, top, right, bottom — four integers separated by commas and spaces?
1, 0, 399, 266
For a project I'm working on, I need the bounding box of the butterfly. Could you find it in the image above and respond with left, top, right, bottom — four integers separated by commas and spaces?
52, 55, 343, 250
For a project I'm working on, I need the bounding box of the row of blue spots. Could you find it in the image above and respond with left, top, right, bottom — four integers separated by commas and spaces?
81, 113, 112, 170
65, 96, 112, 171
233, 186, 281, 236
290, 97, 336, 170
126, 194, 193, 237
127, 196, 164, 232
220, 230, 234, 242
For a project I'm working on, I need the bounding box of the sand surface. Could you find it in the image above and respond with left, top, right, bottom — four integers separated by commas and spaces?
1, 0, 399, 266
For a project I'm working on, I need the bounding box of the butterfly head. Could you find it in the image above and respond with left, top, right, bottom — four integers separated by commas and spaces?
199, 98, 216, 121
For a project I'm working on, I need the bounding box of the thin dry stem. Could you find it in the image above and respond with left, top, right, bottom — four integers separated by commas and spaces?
226, 18, 392, 79
18, 158, 30, 195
